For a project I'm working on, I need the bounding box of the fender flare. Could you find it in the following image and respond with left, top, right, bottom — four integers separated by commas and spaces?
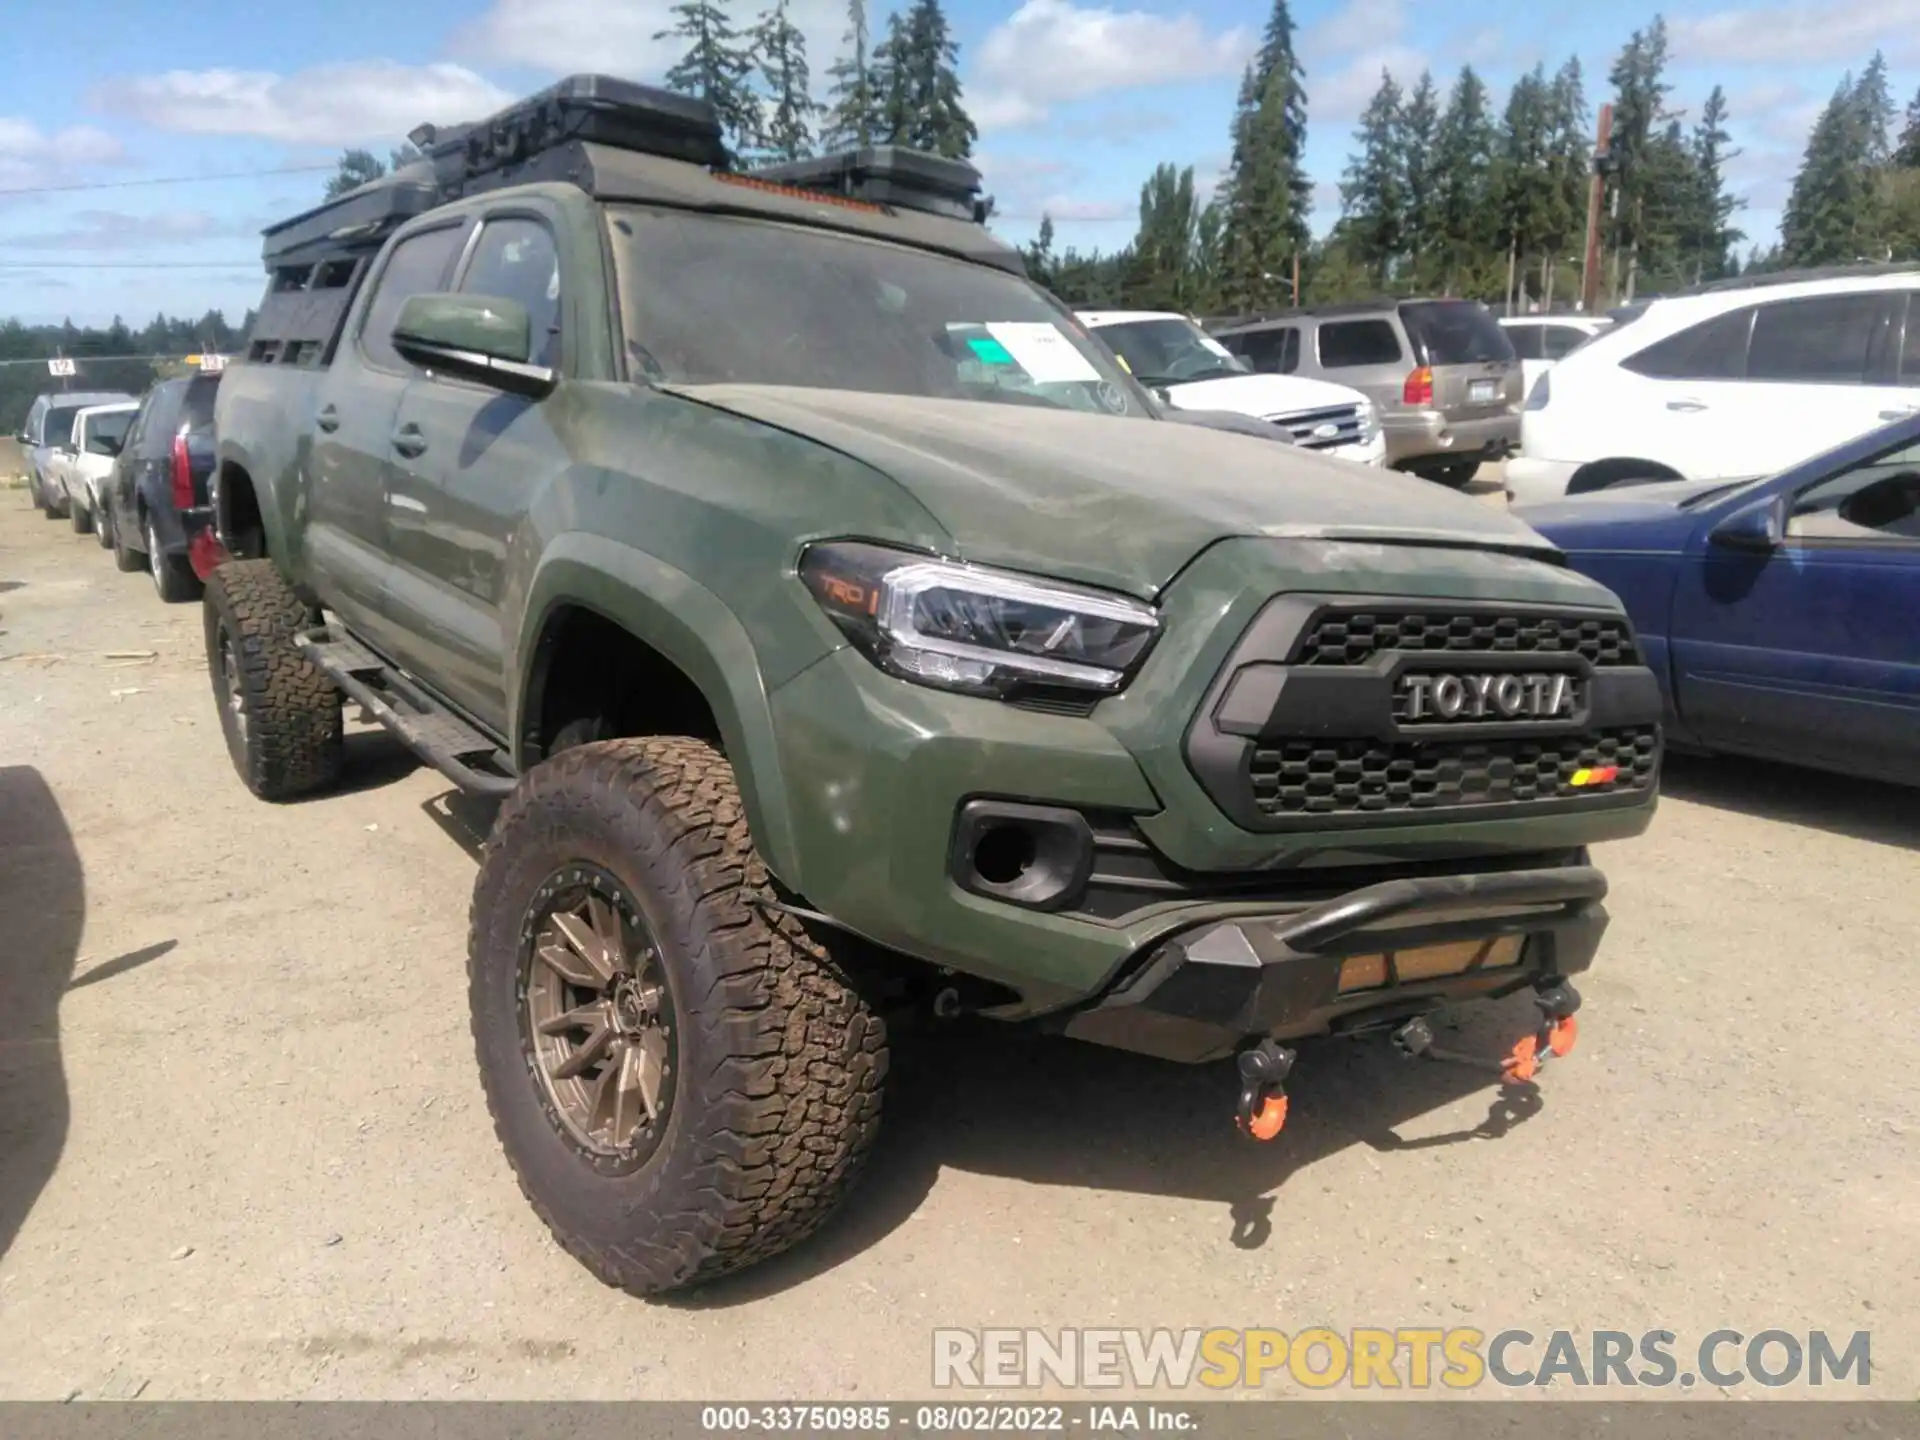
515, 534, 807, 891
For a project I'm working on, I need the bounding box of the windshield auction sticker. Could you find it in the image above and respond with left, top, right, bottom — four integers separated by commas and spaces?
984, 323, 1101, 384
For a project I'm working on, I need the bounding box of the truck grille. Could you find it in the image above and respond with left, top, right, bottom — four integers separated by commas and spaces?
1248, 726, 1660, 817
1295, 609, 1640, 667
1267, 403, 1364, 450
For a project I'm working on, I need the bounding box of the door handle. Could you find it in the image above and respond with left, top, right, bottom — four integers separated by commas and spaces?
1665, 398, 1708, 413
392, 425, 428, 459
315, 404, 341, 433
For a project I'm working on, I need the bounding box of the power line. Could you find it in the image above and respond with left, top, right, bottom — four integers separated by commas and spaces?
0, 260, 259, 270
0, 163, 333, 199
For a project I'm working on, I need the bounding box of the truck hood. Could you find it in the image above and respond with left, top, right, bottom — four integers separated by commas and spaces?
1159, 371, 1367, 420
668, 384, 1557, 599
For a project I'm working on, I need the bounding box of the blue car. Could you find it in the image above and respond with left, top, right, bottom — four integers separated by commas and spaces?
1515, 411, 1920, 786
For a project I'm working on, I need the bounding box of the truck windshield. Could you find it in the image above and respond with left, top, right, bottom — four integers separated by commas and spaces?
1091, 318, 1250, 387
606, 206, 1151, 417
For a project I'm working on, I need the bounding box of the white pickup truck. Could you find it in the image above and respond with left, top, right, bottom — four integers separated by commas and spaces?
1078, 309, 1386, 465
50, 400, 140, 536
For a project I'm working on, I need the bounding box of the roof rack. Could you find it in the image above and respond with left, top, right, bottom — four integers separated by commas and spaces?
747, 145, 989, 223
260, 76, 725, 268
1679, 261, 1920, 295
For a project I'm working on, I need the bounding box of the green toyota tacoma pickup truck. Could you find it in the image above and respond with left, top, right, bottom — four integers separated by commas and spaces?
203, 77, 1663, 1295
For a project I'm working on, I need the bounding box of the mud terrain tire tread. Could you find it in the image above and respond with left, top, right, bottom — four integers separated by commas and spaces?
468, 736, 887, 1296
202, 559, 344, 801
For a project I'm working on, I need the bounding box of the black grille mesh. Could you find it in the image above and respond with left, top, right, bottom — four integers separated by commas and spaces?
1295, 611, 1640, 667
1248, 726, 1659, 817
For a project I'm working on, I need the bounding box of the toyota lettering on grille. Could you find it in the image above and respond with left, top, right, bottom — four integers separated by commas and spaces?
1400, 671, 1578, 722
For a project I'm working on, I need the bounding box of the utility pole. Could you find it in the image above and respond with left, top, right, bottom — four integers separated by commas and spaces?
1580, 103, 1614, 315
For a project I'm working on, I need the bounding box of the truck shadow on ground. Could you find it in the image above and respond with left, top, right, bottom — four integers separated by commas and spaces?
1659, 753, 1918, 851
674, 994, 1547, 1309
0, 766, 85, 1265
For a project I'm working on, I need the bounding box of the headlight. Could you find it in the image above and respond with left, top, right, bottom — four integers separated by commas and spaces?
1357, 399, 1379, 442
799, 541, 1160, 698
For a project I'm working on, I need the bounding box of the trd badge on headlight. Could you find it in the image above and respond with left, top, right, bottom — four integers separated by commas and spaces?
1400, 671, 1579, 721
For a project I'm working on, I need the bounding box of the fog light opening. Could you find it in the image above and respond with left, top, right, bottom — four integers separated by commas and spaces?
973, 824, 1037, 887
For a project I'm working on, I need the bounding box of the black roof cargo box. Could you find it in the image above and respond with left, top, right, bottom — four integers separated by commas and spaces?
750, 146, 986, 222
259, 167, 439, 266
423, 74, 726, 190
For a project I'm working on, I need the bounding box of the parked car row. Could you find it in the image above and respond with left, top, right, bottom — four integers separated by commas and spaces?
16, 368, 224, 602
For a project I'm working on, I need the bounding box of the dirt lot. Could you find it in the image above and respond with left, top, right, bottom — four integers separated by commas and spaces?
2, 481, 1917, 1402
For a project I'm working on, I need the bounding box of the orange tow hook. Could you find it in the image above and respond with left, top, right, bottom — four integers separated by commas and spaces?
1234, 1041, 1296, 1142
1245, 1094, 1289, 1140
1548, 1013, 1578, 1057
1501, 1033, 1541, 1083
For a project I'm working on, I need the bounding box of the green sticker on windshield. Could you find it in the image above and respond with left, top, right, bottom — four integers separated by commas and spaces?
968, 336, 1016, 365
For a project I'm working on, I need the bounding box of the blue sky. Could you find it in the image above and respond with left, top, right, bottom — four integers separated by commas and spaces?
0, 0, 1907, 327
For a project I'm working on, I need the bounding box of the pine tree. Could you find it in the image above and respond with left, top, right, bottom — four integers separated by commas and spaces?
1545, 55, 1591, 284
1856, 52, 1894, 166
822, 0, 880, 150
1125, 163, 1202, 310
325, 149, 387, 199
1218, 0, 1311, 309
1339, 71, 1405, 283
753, 0, 818, 163
657, 0, 763, 161
1684, 86, 1743, 282
1430, 66, 1497, 293
1492, 65, 1556, 306
873, 0, 976, 158
1604, 19, 1682, 299
1023, 214, 1057, 288
1781, 71, 1878, 265
1396, 71, 1440, 287
1896, 85, 1920, 168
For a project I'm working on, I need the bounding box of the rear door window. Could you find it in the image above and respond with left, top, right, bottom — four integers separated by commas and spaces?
1542, 325, 1590, 359
1317, 319, 1402, 368
1621, 306, 1754, 380
138, 382, 187, 457
1746, 293, 1883, 384
1504, 325, 1544, 361
1400, 301, 1512, 364
1222, 326, 1299, 374
180, 374, 222, 435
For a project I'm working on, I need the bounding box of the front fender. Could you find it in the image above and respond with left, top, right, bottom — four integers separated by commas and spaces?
516, 534, 807, 892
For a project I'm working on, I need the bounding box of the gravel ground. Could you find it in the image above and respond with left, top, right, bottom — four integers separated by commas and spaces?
2, 479, 1916, 1403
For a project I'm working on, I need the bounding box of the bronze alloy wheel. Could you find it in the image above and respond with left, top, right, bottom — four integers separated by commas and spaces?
518, 864, 676, 1174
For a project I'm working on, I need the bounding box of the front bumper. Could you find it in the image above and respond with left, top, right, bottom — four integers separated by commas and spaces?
766, 539, 1661, 1025
1319, 430, 1387, 466
1382, 412, 1520, 468
1059, 864, 1608, 1062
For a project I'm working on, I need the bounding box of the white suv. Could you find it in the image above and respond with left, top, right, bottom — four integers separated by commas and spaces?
1078, 310, 1386, 465
1506, 269, 1920, 504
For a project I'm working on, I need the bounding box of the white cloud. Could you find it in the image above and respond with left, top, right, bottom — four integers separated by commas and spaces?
1310, 46, 1429, 128
0, 119, 126, 194
971, 0, 1256, 131
89, 62, 513, 145
1304, 0, 1406, 58
1671, 0, 1920, 66
452, 0, 851, 89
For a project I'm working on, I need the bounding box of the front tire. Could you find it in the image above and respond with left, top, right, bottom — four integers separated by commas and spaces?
469, 737, 887, 1296
69, 497, 92, 535
1423, 458, 1481, 489
111, 507, 143, 571
202, 559, 344, 801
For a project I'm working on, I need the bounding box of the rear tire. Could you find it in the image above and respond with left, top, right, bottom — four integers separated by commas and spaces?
95, 502, 115, 549
469, 737, 888, 1296
148, 515, 201, 603
202, 559, 344, 801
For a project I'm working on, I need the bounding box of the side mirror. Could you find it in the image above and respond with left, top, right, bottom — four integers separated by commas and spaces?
15, 430, 31, 445
391, 292, 555, 399
1709, 496, 1784, 553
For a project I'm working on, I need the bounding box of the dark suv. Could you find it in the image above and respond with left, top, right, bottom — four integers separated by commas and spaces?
1212, 299, 1523, 486
103, 370, 222, 602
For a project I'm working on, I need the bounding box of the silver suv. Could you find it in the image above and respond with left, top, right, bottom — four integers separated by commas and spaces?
1209, 300, 1522, 486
